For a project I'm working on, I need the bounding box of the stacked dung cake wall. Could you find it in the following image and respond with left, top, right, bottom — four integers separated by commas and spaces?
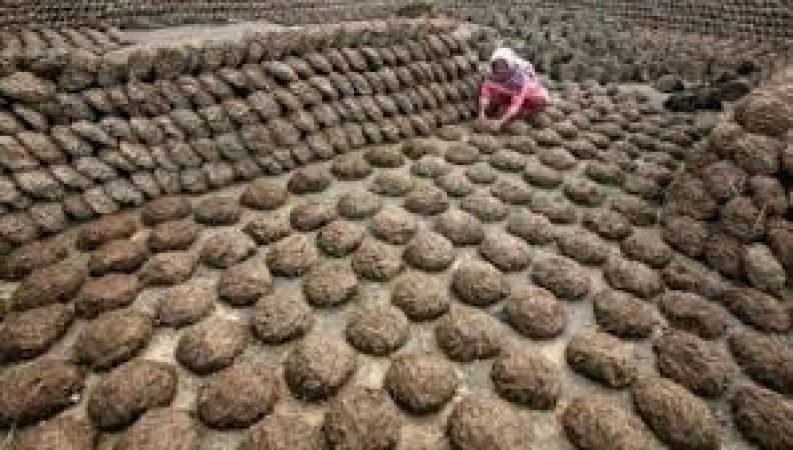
448, 2, 792, 88
0, 23, 480, 249
445, 0, 793, 42
660, 70, 793, 296
0, 1, 408, 28
3, 0, 792, 41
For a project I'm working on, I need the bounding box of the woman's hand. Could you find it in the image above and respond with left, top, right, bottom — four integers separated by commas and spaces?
476, 117, 503, 132
489, 118, 506, 131
477, 118, 502, 132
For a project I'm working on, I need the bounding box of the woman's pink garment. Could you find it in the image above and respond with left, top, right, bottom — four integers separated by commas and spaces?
479, 78, 550, 115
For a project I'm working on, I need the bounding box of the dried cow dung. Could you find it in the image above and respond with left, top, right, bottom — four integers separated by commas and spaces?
390, 272, 451, 321
583, 208, 633, 240
620, 232, 673, 269
653, 330, 731, 398
657, 291, 727, 339
447, 396, 533, 450
0, 213, 39, 250
632, 378, 722, 450
76, 213, 137, 250
523, 160, 563, 189
503, 285, 566, 339
346, 302, 409, 356
337, 189, 382, 220
728, 330, 793, 395
435, 306, 502, 362
451, 259, 510, 306
491, 349, 561, 410
243, 210, 290, 245
322, 387, 402, 450
11, 417, 97, 450
156, 283, 215, 328
73, 309, 153, 370
603, 257, 663, 299
238, 414, 324, 450
300, 260, 357, 307
403, 230, 455, 272
403, 183, 450, 216
200, 230, 256, 269
114, 408, 202, 450
479, 230, 532, 272
240, 178, 288, 210
87, 360, 177, 430
148, 219, 201, 253
531, 255, 591, 300
176, 317, 248, 375
288, 165, 333, 195
351, 238, 403, 281
290, 200, 337, 232
566, 331, 637, 388
592, 290, 656, 339
0, 303, 73, 362
73, 273, 140, 319
562, 395, 659, 450
369, 205, 418, 245
266, 235, 318, 277
0, 72, 56, 103
88, 240, 149, 276
731, 384, 793, 450
437, 169, 476, 197
139, 252, 197, 286
218, 258, 273, 307
433, 209, 484, 245
315, 220, 365, 257
720, 287, 791, 333
384, 353, 458, 414
460, 192, 508, 222
284, 338, 356, 402
734, 91, 793, 137
556, 228, 609, 266
365, 145, 405, 168
411, 155, 451, 179
369, 169, 415, 197
194, 195, 242, 226
140, 196, 192, 226
252, 288, 314, 344
332, 153, 373, 181
0, 359, 84, 426
197, 361, 279, 429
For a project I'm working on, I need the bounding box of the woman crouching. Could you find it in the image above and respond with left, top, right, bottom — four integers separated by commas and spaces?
477, 47, 550, 132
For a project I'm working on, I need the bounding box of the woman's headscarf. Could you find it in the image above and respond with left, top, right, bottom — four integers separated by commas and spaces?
491, 47, 528, 71
489, 46, 537, 84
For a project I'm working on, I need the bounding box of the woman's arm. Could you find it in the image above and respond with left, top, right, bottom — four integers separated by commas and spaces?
478, 100, 489, 121
493, 81, 531, 129
478, 81, 506, 121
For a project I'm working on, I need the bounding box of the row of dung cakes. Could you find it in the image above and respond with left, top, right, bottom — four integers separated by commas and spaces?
0, 27, 131, 74
0, 0, 406, 28
116, 2, 404, 29
513, 10, 783, 86
0, 23, 480, 249
450, 6, 788, 89
591, 0, 793, 41
660, 70, 793, 297
443, 0, 792, 42
0, 22, 472, 120
3, 0, 790, 37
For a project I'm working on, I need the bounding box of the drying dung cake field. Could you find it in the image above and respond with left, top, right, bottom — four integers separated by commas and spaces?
0, 2, 791, 449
